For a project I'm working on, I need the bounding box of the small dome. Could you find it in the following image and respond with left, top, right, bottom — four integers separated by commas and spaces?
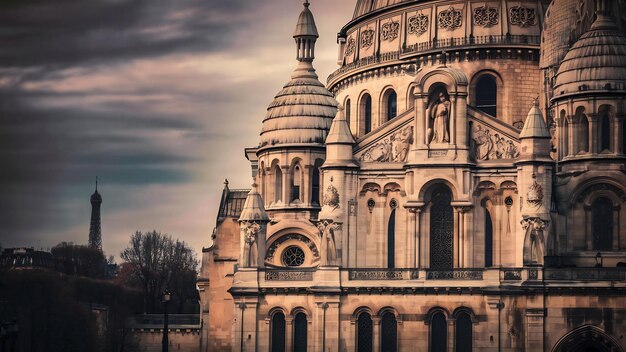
294, 2, 318, 37
259, 63, 338, 148
553, 19, 626, 97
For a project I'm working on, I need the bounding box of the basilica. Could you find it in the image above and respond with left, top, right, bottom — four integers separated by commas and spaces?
198, 0, 626, 350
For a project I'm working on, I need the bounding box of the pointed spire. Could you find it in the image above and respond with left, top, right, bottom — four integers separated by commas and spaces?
520, 99, 551, 139
239, 182, 269, 222
95, 176, 98, 192
326, 105, 356, 144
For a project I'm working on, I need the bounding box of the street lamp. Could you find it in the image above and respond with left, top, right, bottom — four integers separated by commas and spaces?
595, 252, 603, 268
162, 290, 171, 352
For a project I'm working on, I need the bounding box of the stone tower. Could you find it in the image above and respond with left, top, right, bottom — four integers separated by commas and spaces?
88, 179, 103, 252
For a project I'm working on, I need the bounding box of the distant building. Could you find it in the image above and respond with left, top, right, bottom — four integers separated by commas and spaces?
0, 248, 57, 270
200, 0, 626, 351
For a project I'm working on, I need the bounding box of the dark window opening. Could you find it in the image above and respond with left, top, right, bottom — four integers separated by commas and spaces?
580, 114, 589, 153
387, 91, 397, 120
357, 313, 373, 352
271, 312, 286, 352
485, 209, 493, 267
600, 115, 611, 151
388, 209, 396, 268
346, 99, 351, 123
274, 167, 283, 203
430, 186, 454, 269
363, 94, 372, 134
476, 75, 497, 117
430, 312, 447, 352
381, 312, 398, 352
455, 313, 473, 352
293, 312, 307, 352
311, 167, 320, 205
292, 166, 301, 202
592, 197, 613, 250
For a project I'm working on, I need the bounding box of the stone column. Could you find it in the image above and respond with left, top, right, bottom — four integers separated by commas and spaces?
372, 315, 381, 352
614, 118, 623, 154
282, 165, 289, 205
450, 95, 457, 145
589, 114, 598, 154
285, 315, 294, 352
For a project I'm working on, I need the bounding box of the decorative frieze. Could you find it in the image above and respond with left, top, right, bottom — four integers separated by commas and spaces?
408, 13, 429, 36
265, 270, 313, 281
509, 6, 536, 27
361, 29, 375, 48
473, 4, 498, 27
426, 270, 483, 280
359, 125, 414, 162
348, 269, 408, 280
471, 124, 520, 160
381, 20, 400, 41
438, 6, 462, 30
503, 269, 522, 281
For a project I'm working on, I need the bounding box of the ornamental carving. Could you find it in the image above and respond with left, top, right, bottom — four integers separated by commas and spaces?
473, 4, 498, 27
471, 124, 520, 160
359, 125, 414, 162
316, 220, 340, 266
526, 180, 544, 208
323, 184, 340, 209
509, 6, 536, 27
408, 13, 429, 36
265, 234, 318, 262
438, 6, 462, 30
381, 20, 400, 41
265, 270, 312, 281
361, 29, 375, 48
344, 37, 356, 56
348, 270, 405, 280
241, 221, 261, 267
426, 270, 483, 280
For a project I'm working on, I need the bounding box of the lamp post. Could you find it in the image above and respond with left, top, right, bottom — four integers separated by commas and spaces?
162, 290, 171, 352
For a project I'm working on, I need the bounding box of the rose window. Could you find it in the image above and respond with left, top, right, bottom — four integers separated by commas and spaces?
282, 246, 305, 267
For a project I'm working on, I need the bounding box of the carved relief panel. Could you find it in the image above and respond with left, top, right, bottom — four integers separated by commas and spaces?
358, 125, 414, 163
359, 23, 376, 58
344, 31, 357, 64
438, 6, 462, 31
405, 7, 432, 46
473, 4, 499, 27
379, 15, 402, 53
470, 123, 520, 161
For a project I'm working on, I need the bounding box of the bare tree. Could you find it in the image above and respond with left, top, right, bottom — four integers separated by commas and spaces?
120, 231, 198, 313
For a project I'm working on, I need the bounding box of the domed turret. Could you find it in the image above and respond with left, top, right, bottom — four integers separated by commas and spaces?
259, 1, 338, 148
553, 2, 626, 97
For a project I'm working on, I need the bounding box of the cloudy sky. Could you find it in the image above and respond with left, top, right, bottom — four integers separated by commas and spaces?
0, 0, 354, 259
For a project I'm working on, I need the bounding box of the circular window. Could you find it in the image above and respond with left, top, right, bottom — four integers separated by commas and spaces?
282, 246, 305, 267
389, 198, 398, 208
505, 196, 514, 207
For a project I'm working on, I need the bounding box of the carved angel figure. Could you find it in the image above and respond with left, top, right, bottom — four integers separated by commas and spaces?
241, 222, 260, 267
317, 221, 338, 266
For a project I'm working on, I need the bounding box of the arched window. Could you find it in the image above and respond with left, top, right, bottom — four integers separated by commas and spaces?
455, 312, 473, 352
385, 90, 397, 121
311, 166, 320, 205
475, 75, 497, 117
579, 111, 589, 153
563, 117, 569, 157
345, 98, 351, 124
271, 312, 286, 352
361, 94, 372, 134
485, 208, 493, 267
388, 208, 396, 268
592, 197, 613, 250
430, 186, 454, 269
600, 113, 611, 152
381, 312, 397, 352
274, 166, 283, 203
357, 312, 373, 352
430, 312, 447, 352
293, 312, 307, 352
292, 165, 301, 202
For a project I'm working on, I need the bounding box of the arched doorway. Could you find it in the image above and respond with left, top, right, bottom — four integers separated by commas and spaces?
430, 186, 454, 269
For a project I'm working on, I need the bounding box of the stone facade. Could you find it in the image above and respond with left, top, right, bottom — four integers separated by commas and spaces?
200, 0, 626, 351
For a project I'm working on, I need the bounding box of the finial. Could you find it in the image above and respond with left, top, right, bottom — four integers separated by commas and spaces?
224, 179, 229, 186
533, 96, 539, 106
95, 176, 98, 191
304, 0, 309, 8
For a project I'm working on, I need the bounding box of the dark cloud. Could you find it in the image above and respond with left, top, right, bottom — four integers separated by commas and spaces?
0, 0, 258, 69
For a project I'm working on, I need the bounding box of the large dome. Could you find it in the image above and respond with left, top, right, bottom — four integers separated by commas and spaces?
553, 16, 626, 97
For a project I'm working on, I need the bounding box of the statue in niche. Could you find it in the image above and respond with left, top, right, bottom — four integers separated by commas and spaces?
522, 217, 547, 266
427, 90, 451, 144
317, 220, 339, 266
241, 221, 261, 267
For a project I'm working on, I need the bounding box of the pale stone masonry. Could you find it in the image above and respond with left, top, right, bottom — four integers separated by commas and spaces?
199, 0, 626, 351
